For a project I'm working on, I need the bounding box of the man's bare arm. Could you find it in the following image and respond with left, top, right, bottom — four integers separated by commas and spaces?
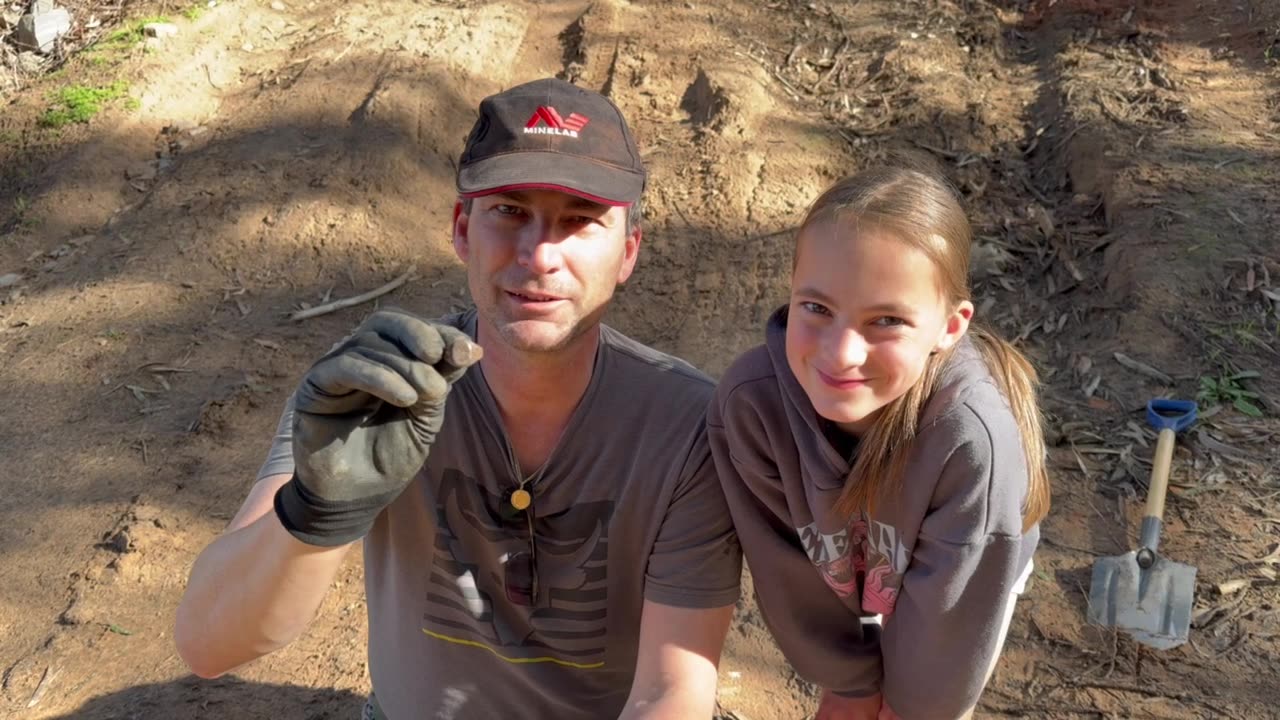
174, 473, 352, 678
617, 601, 735, 720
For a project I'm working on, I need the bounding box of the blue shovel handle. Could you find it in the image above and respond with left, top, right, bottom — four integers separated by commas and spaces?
1147, 399, 1197, 432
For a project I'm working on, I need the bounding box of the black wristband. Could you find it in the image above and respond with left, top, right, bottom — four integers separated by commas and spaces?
273, 473, 399, 547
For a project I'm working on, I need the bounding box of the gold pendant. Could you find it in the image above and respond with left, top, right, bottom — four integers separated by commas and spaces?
510, 488, 532, 511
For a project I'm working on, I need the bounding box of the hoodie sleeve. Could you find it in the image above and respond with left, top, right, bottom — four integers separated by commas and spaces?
708, 376, 883, 699
880, 404, 1031, 719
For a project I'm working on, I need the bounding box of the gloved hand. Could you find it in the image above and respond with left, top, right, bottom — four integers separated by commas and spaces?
274, 309, 483, 546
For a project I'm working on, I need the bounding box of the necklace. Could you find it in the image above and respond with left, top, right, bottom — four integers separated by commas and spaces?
499, 438, 554, 518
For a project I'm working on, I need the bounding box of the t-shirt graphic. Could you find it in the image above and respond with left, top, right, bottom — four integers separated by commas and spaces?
798, 513, 908, 619
423, 468, 614, 669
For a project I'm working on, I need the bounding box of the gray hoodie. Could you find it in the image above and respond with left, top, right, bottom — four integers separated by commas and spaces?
707, 307, 1039, 719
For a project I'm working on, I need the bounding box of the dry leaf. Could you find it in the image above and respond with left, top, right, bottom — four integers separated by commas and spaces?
1217, 578, 1249, 595
1083, 373, 1102, 398
1076, 355, 1093, 375
253, 338, 283, 351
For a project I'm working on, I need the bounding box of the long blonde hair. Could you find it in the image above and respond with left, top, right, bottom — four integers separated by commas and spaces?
800, 167, 1050, 531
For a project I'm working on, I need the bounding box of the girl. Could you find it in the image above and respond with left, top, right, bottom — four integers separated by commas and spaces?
708, 167, 1050, 720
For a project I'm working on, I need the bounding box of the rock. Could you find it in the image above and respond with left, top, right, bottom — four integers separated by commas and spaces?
0, 273, 21, 288
142, 22, 178, 38
107, 528, 132, 554
166, 118, 198, 134
1150, 67, 1176, 91
15, 6, 71, 53
126, 163, 157, 182
270, 0, 286, 9
69, 234, 95, 247
60, 597, 92, 625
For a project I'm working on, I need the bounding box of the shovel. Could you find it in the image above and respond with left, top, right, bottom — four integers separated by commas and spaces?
1087, 398, 1198, 649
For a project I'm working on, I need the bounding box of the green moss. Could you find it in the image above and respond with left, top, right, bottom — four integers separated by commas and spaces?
88, 15, 173, 55
39, 82, 131, 128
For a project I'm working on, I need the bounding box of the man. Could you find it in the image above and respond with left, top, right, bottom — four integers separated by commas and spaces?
175, 78, 742, 719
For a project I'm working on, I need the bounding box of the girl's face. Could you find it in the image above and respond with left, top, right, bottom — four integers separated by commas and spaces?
785, 219, 973, 436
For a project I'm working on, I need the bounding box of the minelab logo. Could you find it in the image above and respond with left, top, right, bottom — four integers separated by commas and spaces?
524, 106, 590, 138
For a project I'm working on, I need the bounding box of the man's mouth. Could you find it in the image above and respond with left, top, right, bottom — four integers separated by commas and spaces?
505, 289, 565, 303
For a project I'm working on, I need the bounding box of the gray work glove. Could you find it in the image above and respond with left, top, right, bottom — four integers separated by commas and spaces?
273, 309, 483, 547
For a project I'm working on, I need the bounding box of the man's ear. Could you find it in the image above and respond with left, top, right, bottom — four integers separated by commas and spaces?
935, 300, 974, 352
452, 200, 469, 262
616, 225, 642, 284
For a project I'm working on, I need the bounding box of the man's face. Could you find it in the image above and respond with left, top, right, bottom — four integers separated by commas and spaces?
453, 190, 641, 354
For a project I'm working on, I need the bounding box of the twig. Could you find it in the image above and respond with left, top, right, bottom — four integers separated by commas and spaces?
289, 270, 414, 321
811, 37, 850, 93
1112, 352, 1173, 384
731, 49, 802, 101
1020, 174, 1053, 207
911, 140, 962, 159
26, 665, 60, 708
136, 363, 195, 373
202, 63, 224, 90
331, 39, 357, 64
1041, 536, 1103, 556
979, 702, 1104, 717
1063, 678, 1209, 702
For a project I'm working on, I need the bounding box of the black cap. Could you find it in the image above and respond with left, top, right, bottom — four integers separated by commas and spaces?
457, 78, 646, 206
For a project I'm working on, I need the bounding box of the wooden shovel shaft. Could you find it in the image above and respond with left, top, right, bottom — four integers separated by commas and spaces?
1145, 428, 1177, 521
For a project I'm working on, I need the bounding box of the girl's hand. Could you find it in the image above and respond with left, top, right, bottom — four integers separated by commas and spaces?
814, 690, 882, 720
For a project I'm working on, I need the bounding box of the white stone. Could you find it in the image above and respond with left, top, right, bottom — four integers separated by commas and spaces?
15, 7, 71, 53
143, 22, 178, 38
0, 273, 22, 288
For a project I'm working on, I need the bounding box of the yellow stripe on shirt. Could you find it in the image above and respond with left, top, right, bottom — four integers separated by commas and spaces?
421, 628, 606, 670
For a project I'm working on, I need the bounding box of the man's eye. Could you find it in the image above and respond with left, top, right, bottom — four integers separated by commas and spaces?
494, 205, 523, 216
800, 301, 831, 317
873, 316, 906, 327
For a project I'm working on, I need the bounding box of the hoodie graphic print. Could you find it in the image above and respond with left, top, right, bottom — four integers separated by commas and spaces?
801, 513, 908, 619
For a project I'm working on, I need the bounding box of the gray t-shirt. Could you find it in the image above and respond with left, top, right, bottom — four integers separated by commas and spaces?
259, 309, 742, 719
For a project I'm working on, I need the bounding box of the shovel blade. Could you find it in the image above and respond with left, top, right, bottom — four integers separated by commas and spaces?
1088, 551, 1197, 650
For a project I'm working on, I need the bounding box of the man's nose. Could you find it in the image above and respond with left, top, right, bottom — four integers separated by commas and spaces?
516, 222, 564, 274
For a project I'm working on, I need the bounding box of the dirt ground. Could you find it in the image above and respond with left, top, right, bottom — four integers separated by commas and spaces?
1, 0, 1278, 718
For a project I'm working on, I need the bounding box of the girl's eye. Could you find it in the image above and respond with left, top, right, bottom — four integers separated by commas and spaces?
569, 216, 597, 226
494, 204, 524, 216
873, 316, 906, 327
800, 301, 832, 317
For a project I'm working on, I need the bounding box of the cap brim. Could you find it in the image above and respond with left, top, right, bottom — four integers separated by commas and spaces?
457, 151, 645, 206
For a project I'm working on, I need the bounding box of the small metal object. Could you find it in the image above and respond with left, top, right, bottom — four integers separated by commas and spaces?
510, 487, 532, 511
